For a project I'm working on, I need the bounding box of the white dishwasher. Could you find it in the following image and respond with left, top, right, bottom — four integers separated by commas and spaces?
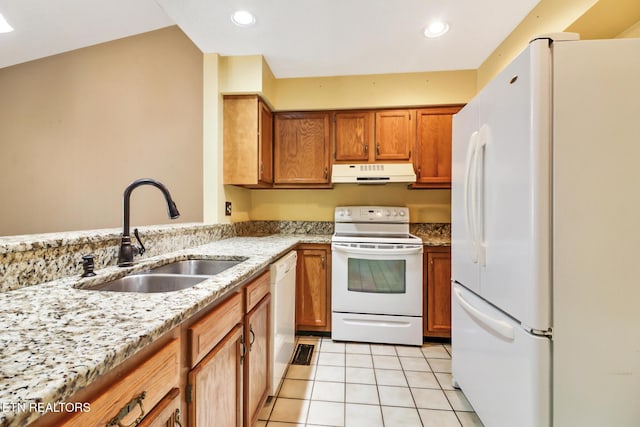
269, 251, 297, 395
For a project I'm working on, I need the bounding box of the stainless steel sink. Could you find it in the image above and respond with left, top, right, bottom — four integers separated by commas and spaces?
88, 274, 206, 293
143, 258, 246, 276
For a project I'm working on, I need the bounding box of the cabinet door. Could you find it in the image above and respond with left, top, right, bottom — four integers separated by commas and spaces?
414, 106, 461, 188
244, 294, 271, 427
334, 111, 372, 162
188, 325, 243, 427
424, 247, 452, 338
223, 95, 273, 187
296, 245, 331, 332
274, 112, 331, 186
258, 100, 273, 184
374, 109, 415, 161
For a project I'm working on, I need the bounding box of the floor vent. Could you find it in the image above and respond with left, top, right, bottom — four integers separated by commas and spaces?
291, 344, 315, 365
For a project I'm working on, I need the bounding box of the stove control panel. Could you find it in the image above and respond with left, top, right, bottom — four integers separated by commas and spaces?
335, 206, 409, 223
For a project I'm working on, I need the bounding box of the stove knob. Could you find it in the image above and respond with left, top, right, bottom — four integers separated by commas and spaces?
392, 210, 398, 216
384, 210, 390, 216
399, 210, 406, 217
345, 209, 351, 216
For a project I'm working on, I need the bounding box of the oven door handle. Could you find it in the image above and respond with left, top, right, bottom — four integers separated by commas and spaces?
332, 245, 423, 256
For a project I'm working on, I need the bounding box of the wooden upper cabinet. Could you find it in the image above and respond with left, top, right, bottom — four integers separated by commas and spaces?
274, 112, 331, 187
223, 95, 273, 188
413, 106, 462, 188
374, 109, 416, 161
334, 111, 373, 162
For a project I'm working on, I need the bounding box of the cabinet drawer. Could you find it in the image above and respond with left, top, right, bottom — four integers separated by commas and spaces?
245, 271, 270, 313
188, 291, 243, 368
63, 339, 180, 427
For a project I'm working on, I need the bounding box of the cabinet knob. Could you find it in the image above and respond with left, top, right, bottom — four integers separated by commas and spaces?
324, 167, 328, 180
417, 166, 421, 178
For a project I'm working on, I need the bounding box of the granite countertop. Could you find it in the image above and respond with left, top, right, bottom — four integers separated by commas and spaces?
0, 234, 330, 427
0, 230, 448, 426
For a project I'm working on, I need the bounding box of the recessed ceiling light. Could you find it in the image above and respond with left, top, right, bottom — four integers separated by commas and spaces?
231, 10, 256, 27
0, 13, 14, 33
424, 21, 449, 38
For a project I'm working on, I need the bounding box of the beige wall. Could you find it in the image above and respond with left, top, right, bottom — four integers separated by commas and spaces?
0, 26, 203, 236
477, 0, 640, 89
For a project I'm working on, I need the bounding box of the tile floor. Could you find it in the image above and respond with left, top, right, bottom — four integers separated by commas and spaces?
257, 336, 484, 427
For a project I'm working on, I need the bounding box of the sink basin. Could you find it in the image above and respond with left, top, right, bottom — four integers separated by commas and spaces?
88, 274, 206, 293
143, 258, 246, 276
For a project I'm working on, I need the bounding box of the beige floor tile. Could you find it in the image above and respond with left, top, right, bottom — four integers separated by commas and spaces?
457, 411, 485, 426
405, 370, 440, 389
419, 409, 462, 427
278, 379, 314, 400
378, 385, 415, 408
400, 356, 431, 371
370, 344, 396, 356
375, 368, 408, 387
428, 358, 452, 373
307, 400, 345, 426
435, 372, 456, 390
312, 381, 345, 402
372, 355, 402, 370
269, 398, 310, 424
445, 390, 474, 412
345, 353, 373, 368
395, 345, 425, 357
321, 339, 346, 353
345, 367, 376, 384
315, 365, 345, 382
318, 352, 345, 366
345, 342, 371, 354
411, 388, 451, 410
421, 343, 451, 359
345, 403, 383, 427
380, 406, 422, 427
285, 364, 317, 380
345, 383, 379, 405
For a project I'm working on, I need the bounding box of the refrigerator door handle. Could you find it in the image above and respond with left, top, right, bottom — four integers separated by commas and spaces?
464, 131, 480, 263
453, 287, 515, 341
475, 124, 489, 266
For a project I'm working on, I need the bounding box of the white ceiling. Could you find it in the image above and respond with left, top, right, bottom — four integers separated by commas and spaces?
0, 0, 540, 77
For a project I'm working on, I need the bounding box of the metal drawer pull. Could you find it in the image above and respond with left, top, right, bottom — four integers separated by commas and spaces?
174, 408, 183, 427
107, 391, 146, 427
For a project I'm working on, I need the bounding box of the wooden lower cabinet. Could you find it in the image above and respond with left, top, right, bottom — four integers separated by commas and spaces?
188, 324, 243, 427
424, 246, 452, 338
243, 293, 271, 427
296, 244, 331, 332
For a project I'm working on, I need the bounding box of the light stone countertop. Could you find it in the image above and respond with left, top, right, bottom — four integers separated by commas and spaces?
0, 231, 447, 426
0, 234, 330, 427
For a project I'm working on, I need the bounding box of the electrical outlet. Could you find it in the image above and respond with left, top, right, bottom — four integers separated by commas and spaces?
225, 201, 232, 216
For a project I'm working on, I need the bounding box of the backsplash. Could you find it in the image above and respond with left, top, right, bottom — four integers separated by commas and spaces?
0, 220, 448, 292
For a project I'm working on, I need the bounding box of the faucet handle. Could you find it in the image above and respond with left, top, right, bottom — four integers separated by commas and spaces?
133, 228, 146, 256
80, 254, 97, 277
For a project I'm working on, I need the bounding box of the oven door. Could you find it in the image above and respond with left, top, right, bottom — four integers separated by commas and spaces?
331, 242, 423, 316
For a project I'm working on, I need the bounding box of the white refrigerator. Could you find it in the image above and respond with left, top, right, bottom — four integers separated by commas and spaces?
451, 34, 640, 427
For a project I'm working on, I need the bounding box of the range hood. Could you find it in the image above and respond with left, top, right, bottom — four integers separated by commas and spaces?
331, 163, 416, 184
